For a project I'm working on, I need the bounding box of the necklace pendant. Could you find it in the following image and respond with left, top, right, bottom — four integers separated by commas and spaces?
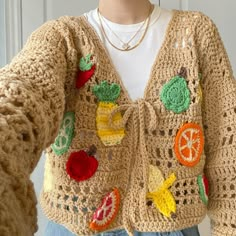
122, 43, 130, 50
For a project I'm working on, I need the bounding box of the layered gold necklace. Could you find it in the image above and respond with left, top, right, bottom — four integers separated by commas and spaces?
97, 4, 153, 52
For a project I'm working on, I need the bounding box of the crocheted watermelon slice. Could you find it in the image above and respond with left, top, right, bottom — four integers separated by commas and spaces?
90, 188, 120, 231
197, 175, 209, 205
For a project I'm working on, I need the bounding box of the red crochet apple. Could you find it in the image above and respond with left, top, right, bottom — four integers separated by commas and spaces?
66, 145, 98, 182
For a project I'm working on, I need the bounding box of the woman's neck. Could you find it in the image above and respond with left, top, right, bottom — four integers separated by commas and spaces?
98, 0, 153, 25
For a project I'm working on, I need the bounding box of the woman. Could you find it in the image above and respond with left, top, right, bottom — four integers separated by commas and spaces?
0, 0, 235, 236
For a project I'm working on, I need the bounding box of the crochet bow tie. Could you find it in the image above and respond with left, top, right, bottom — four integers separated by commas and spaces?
108, 99, 159, 235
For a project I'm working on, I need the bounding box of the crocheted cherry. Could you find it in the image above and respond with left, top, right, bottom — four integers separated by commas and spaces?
76, 54, 96, 88
90, 188, 120, 231
66, 145, 98, 182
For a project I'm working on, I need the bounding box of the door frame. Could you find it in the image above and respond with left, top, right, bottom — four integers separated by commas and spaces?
1, 0, 22, 66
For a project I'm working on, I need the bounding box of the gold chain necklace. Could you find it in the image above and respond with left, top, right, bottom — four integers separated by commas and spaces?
97, 4, 153, 52
98, 9, 148, 50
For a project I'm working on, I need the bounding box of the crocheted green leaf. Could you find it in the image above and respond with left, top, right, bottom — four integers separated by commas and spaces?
51, 112, 75, 156
160, 76, 190, 113
92, 81, 121, 102
79, 54, 93, 71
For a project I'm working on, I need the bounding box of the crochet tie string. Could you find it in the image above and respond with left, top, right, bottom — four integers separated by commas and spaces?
108, 99, 158, 235
108, 99, 157, 134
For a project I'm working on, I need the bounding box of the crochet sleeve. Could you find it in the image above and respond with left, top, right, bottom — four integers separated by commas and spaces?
0, 20, 67, 235
198, 13, 236, 236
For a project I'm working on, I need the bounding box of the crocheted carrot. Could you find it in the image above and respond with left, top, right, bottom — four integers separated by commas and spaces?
92, 81, 125, 146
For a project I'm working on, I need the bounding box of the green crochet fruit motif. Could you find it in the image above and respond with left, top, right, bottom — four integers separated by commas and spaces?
92, 80, 121, 102
51, 112, 75, 156
79, 54, 93, 71
160, 76, 190, 114
197, 175, 209, 205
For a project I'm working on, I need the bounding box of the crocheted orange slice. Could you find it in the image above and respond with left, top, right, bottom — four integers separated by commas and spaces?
174, 123, 204, 167
90, 188, 120, 231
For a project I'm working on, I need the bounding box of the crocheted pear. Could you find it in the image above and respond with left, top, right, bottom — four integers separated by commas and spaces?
160, 67, 190, 114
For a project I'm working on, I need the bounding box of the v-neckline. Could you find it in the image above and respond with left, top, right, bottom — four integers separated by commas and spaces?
78, 9, 178, 104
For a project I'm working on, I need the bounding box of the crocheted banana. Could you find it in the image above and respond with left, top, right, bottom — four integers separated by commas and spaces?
92, 81, 125, 146
147, 165, 176, 218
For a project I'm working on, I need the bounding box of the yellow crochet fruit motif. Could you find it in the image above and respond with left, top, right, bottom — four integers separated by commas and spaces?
93, 81, 125, 146
147, 166, 176, 218
43, 155, 55, 192
148, 165, 165, 192
95, 102, 125, 146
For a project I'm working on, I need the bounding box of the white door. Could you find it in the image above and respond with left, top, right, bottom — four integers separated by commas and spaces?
4, 0, 235, 235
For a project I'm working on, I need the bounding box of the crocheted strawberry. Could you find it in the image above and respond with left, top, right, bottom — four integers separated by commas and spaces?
76, 54, 96, 88
66, 145, 98, 182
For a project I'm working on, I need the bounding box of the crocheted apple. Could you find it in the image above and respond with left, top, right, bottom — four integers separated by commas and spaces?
90, 188, 120, 231
76, 54, 96, 88
66, 145, 98, 182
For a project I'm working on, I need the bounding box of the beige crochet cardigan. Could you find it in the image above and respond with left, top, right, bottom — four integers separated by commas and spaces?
0, 9, 235, 236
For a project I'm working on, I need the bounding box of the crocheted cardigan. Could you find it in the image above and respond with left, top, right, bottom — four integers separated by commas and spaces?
0, 9, 235, 236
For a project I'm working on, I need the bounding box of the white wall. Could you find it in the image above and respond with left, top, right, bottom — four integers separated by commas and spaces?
0, 0, 22, 67
21, 0, 45, 44
0, 0, 6, 67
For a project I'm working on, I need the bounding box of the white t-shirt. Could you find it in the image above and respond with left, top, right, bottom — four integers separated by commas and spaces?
84, 5, 173, 101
